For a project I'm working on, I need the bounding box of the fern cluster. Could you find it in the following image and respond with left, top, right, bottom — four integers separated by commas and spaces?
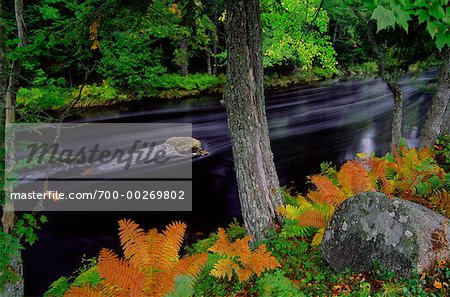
280, 147, 450, 244
65, 220, 207, 297
209, 228, 281, 283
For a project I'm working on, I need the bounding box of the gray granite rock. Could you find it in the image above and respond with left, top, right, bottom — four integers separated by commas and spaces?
322, 192, 450, 276
165, 137, 202, 154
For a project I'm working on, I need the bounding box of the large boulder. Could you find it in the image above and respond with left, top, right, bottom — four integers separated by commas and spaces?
322, 192, 450, 277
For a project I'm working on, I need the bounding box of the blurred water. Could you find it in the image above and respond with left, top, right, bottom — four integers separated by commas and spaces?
23, 74, 433, 295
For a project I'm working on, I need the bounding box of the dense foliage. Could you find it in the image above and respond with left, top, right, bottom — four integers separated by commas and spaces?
279, 146, 450, 244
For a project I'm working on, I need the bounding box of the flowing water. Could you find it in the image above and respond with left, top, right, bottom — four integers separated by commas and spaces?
23, 75, 433, 295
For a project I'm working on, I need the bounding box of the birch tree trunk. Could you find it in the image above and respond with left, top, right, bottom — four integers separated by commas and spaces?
418, 47, 450, 148
224, 0, 284, 242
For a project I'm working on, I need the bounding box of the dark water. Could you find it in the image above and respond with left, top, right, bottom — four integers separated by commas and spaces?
22, 75, 432, 296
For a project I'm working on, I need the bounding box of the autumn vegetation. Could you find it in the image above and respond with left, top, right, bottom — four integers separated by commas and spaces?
1, 0, 450, 296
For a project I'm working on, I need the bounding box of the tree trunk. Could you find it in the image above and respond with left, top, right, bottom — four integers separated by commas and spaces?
206, 50, 212, 75
224, 0, 284, 242
179, 38, 188, 76
212, 42, 218, 75
388, 83, 403, 149
1, 1, 26, 295
0, 0, 5, 159
419, 47, 450, 148
441, 104, 450, 136
366, 20, 403, 151
2, 0, 26, 234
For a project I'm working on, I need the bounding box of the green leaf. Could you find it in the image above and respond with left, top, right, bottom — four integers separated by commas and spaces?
413, 0, 428, 8
444, 7, 450, 24
436, 31, 450, 50
390, 2, 412, 31
417, 9, 431, 24
371, 6, 397, 32
429, 4, 446, 20
426, 21, 439, 38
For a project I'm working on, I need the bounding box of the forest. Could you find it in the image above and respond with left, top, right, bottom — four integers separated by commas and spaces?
0, 0, 450, 296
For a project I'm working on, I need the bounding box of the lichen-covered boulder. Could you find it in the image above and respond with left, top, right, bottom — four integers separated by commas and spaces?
165, 137, 202, 154
322, 192, 450, 277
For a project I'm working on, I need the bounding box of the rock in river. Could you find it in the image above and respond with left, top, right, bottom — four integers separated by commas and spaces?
165, 137, 203, 155
322, 192, 450, 277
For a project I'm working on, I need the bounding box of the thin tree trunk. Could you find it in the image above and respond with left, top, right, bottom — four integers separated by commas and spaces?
206, 50, 212, 75
179, 38, 188, 76
224, 0, 284, 242
441, 104, 450, 136
0, 0, 5, 165
2, 0, 26, 234
212, 7, 218, 76
2, 1, 26, 295
419, 47, 450, 148
366, 20, 403, 150
388, 83, 403, 149
212, 42, 218, 75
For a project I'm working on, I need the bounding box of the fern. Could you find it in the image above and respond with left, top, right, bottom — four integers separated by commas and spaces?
429, 190, 450, 218
208, 229, 280, 283
65, 285, 107, 297
289, 147, 450, 246
66, 220, 207, 297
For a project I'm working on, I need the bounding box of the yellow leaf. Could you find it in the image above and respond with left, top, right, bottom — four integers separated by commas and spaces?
311, 228, 324, 245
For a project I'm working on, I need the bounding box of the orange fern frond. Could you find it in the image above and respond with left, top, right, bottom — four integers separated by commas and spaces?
210, 258, 239, 281
208, 228, 235, 256
209, 229, 280, 283
296, 209, 327, 228
150, 221, 186, 274
64, 285, 108, 297
430, 190, 450, 218
307, 175, 342, 206
367, 157, 395, 193
338, 160, 373, 196
174, 253, 208, 280
97, 248, 146, 297
243, 244, 281, 277
118, 219, 151, 268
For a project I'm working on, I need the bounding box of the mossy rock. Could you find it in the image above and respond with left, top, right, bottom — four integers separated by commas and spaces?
322, 192, 450, 277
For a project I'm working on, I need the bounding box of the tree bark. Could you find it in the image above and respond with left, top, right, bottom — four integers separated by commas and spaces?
206, 49, 212, 75
441, 104, 450, 136
0, 0, 5, 158
2, 0, 26, 234
419, 47, 450, 148
179, 38, 189, 76
212, 42, 218, 75
388, 83, 403, 149
224, 0, 284, 242
2, 1, 26, 295
366, 20, 403, 150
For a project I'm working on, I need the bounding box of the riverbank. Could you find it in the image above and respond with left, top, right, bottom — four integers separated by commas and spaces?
17, 68, 344, 115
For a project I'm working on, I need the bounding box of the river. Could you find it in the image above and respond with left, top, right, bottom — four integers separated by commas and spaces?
23, 75, 432, 295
